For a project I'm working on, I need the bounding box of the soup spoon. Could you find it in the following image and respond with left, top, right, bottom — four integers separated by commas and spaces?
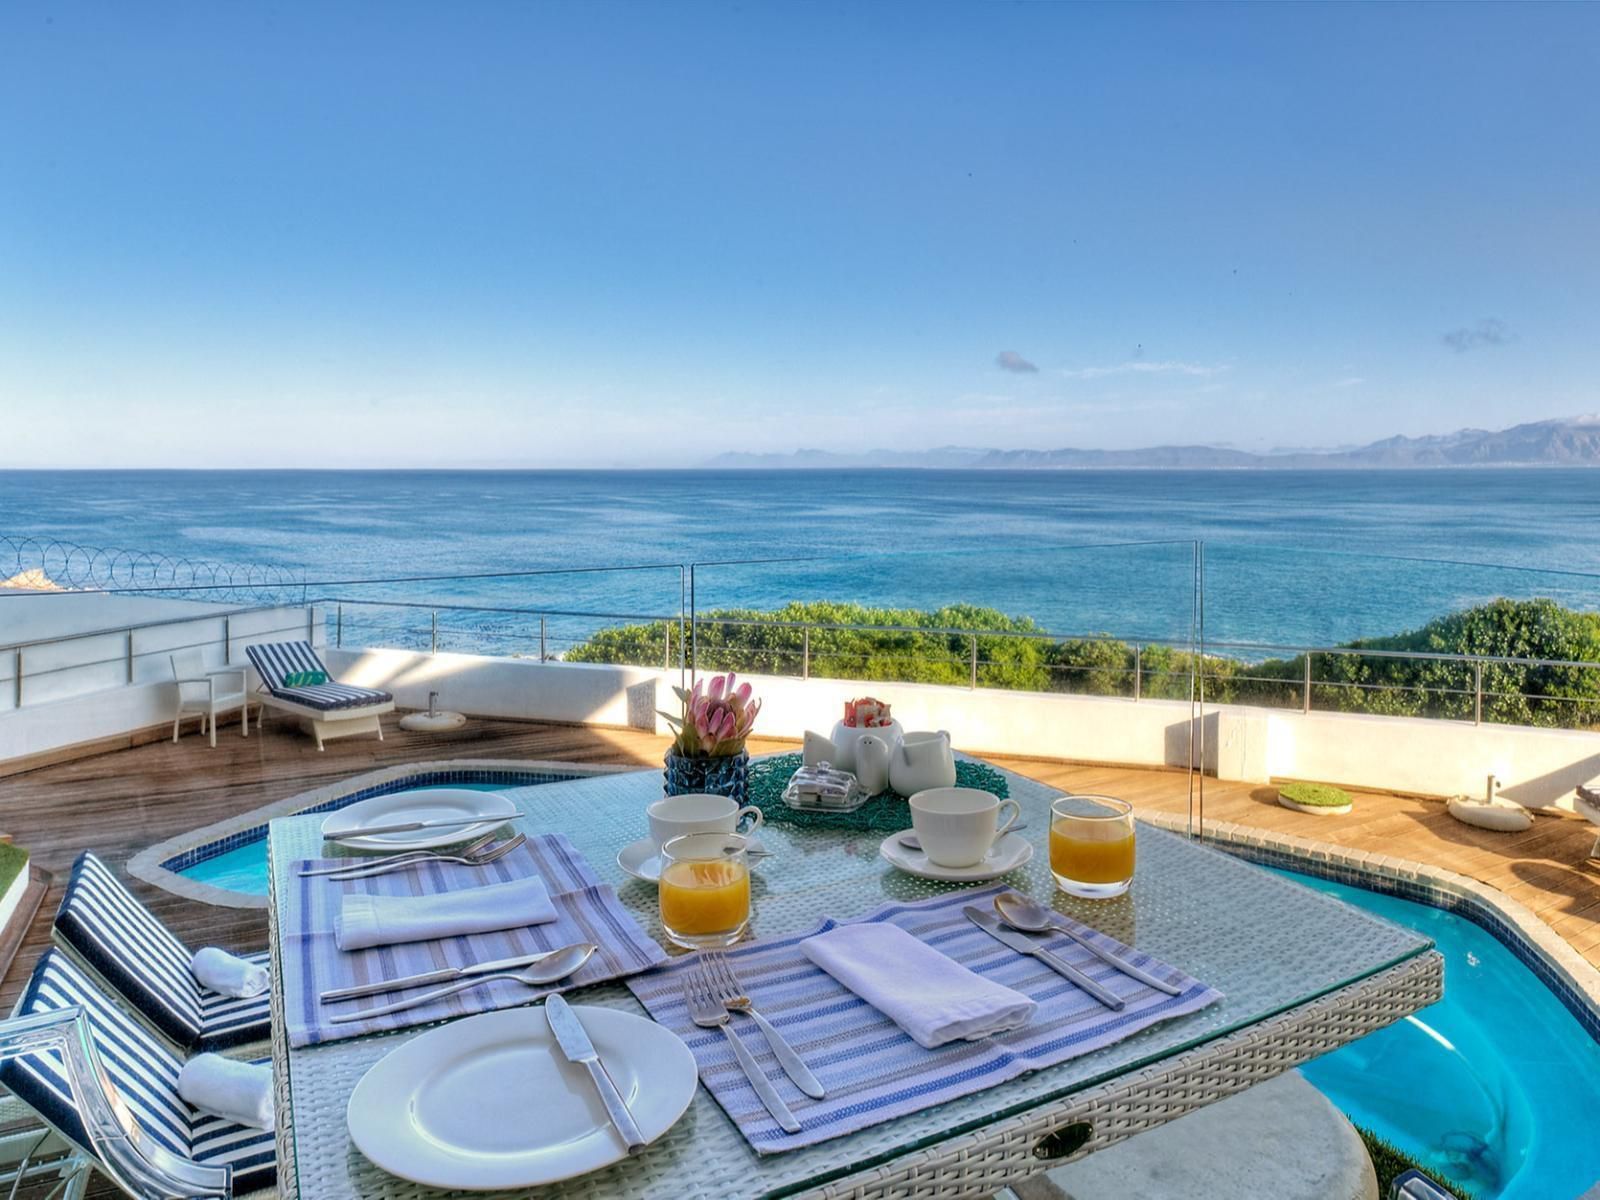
992, 893, 1183, 996
329, 943, 598, 1023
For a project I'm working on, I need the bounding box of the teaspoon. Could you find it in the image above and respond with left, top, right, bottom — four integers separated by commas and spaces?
993, 893, 1182, 995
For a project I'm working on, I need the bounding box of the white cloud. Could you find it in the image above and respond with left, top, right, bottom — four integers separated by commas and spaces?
1060, 361, 1228, 380
1334, 376, 1366, 388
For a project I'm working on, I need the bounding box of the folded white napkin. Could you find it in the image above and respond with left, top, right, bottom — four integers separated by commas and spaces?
801, 923, 1036, 1049
178, 1053, 274, 1131
189, 947, 268, 998
334, 875, 557, 951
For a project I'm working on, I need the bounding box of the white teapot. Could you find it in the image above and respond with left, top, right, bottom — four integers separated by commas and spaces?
890, 730, 957, 796
828, 718, 903, 772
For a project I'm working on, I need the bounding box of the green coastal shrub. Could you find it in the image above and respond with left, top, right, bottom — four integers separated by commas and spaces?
566, 598, 1600, 732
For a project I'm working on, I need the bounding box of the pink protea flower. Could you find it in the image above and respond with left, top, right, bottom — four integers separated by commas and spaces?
661, 672, 763, 757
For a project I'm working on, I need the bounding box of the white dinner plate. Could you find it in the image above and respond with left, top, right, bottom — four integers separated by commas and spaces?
320, 787, 519, 852
616, 834, 768, 884
878, 829, 1034, 882
347, 1005, 697, 1190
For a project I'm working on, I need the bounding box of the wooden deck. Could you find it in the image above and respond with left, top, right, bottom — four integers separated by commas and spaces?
2, 713, 1599, 1019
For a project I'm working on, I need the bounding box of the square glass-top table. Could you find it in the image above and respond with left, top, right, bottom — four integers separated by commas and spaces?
266, 762, 1440, 1200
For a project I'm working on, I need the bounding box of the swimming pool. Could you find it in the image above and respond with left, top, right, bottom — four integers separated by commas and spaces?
163, 770, 579, 896
1278, 867, 1600, 1199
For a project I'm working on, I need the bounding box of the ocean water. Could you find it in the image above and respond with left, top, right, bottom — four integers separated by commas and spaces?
2, 468, 1598, 653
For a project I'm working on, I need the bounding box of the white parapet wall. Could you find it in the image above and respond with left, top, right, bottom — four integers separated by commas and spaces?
320, 650, 1600, 807
6, 628, 1600, 810
0, 598, 319, 764
324, 647, 665, 730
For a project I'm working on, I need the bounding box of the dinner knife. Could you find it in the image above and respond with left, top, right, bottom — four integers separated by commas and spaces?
962, 906, 1126, 1012
545, 994, 647, 1155
319, 950, 567, 1004
321, 813, 515, 840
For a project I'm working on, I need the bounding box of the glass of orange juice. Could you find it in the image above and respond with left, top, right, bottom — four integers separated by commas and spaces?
1049, 794, 1136, 898
658, 832, 752, 949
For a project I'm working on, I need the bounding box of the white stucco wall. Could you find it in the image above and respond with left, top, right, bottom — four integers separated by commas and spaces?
322, 647, 663, 730
5, 629, 1599, 810
0, 599, 320, 761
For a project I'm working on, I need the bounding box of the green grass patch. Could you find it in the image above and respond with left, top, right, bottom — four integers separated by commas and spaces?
1279, 782, 1353, 808
0, 842, 30, 898
1354, 1125, 1475, 1199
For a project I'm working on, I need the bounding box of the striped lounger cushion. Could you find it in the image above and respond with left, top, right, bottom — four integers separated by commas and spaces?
53, 852, 270, 1053
0, 951, 276, 1196
244, 640, 391, 711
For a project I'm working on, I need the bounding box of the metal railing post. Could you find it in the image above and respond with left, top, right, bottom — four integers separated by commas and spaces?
336, 605, 343, 649
539, 616, 547, 663
969, 635, 979, 690
13, 648, 21, 709
802, 628, 811, 680
224, 617, 231, 664
688, 565, 697, 684
1133, 644, 1142, 701
1303, 652, 1313, 714
430, 611, 437, 654
306, 607, 314, 642
1474, 661, 1484, 725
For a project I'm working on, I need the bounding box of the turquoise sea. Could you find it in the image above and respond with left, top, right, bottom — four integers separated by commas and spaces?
2, 468, 1598, 654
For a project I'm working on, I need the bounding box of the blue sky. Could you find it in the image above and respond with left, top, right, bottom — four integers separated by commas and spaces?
2, 1, 1596, 467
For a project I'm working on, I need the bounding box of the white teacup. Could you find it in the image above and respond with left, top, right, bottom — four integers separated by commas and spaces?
647, 793, 764, 851
908, 787, 1021, 868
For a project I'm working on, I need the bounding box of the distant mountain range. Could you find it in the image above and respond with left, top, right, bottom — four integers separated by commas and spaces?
704, 416, 1600, 470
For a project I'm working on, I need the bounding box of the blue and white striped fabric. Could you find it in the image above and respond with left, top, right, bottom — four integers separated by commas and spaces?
53, 852, 270, 1052
243, 640, 391, 711
283, 834, 667, 1047
0, 951, 276, 1195
626, 884, 1224, 1154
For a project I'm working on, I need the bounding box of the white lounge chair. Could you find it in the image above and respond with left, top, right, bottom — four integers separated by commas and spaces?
170, 649, 250, 748
243, 640, 392, 750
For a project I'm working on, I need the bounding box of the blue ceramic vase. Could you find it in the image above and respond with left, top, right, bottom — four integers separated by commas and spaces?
663, 748, 750, 807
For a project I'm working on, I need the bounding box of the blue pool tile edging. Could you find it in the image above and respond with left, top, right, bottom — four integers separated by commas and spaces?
157, 768, 580, 874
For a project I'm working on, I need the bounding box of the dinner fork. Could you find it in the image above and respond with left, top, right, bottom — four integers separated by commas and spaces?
702, 952, 825, 1099
296, 833, 500, 878
317, 834, 526, 881
683, 965, 801, 1133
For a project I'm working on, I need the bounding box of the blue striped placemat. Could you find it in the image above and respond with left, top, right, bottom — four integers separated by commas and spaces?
283, 835, 666, 1047
626, 884, 1223, 1153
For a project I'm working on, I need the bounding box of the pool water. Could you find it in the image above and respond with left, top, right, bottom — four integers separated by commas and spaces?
178, 783, 510, 896
1278, 868, 1600, 1199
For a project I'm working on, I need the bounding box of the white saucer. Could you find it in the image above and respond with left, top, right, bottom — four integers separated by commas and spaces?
616, 834, 767, 884
878, 829, 1034, 882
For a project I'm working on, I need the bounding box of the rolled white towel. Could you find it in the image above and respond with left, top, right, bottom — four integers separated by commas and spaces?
800, 922, 1036, 1049
178, 1054, 274, 1131
190, 947, 268, 998
335, 874, 556, 951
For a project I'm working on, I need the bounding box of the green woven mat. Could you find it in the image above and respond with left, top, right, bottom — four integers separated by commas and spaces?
748, 752, 1010, 833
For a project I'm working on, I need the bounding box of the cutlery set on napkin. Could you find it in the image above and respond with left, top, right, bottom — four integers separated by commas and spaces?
627, 882, 1222, 1154
284, 822, 665, 1048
